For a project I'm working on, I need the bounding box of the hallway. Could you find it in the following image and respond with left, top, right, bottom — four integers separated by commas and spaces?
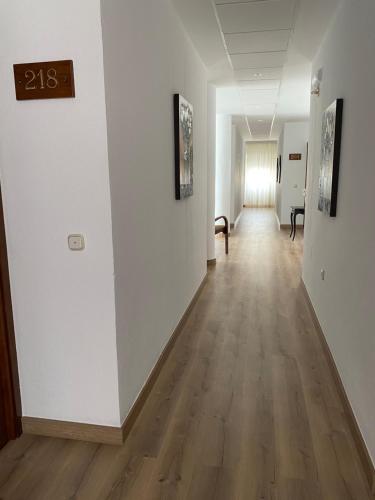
0, 209, 371, 500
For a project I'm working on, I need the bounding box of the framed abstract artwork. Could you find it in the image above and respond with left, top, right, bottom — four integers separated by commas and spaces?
318, 98, 343, 217
174, 94, 193, 200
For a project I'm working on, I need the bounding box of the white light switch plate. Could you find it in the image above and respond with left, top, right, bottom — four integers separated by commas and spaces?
68, 234, 85, 251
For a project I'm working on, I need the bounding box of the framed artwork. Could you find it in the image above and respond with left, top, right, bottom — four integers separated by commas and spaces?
174, 94, 193, 200
318, 98, 343, 217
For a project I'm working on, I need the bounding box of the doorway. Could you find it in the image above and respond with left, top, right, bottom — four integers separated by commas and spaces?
0, 186, 21, 449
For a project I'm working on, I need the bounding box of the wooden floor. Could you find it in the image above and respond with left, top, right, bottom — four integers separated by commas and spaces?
0, 209, 372, 500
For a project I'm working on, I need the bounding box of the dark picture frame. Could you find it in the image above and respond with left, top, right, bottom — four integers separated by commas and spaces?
276, 157, 279, 183
174, 94, 193, 200
318, 98, 343, 217
278, 155, 282, 183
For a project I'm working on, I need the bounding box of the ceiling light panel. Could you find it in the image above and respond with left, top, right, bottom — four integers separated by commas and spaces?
241, 88, 279, 104
216, 0, 297, 34
235, 67, 283, 80
238, 80, 280, 89
225, 30, 290, 55
245, 103, 276, 116
231, 51, 287, 70
248, 118, 273, 137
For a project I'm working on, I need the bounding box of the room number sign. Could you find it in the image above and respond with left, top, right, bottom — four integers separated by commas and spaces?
289, 153, 302, 161
13, 60, 75, 100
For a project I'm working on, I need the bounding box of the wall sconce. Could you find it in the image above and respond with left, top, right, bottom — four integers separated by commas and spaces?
311, 77, 321, 96
311, 68, 323, 97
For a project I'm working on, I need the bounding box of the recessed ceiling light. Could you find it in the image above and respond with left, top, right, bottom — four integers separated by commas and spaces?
257, 119, 264, 122
253, 73, 262, 78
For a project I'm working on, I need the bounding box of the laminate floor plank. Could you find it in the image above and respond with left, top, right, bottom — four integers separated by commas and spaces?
0, 209, 371, 499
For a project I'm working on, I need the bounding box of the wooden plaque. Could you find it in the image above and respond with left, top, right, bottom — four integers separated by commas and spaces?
289, 153, 302, 160
13, 60, 75, 100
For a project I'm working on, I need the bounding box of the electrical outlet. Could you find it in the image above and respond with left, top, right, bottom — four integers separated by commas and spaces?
68, 234, 85, 251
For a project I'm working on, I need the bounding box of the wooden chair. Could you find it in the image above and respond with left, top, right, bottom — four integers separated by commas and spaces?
215, 216, 229, 254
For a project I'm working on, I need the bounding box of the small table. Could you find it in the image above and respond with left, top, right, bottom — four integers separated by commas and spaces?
290, 206, 305, 241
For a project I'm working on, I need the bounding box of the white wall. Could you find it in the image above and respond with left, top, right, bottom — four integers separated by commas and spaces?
0, 0, 120, 425
231, 124, 245, 226
276, 129, 284, 223
215, 115, 232, 223
215, 116, 244, 228
207, 84, 216, 261
277, 122, 309, 225
303, 0, 375, 464
101, 0, 209, 422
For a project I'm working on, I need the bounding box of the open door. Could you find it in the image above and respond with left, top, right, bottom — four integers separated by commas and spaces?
0, 185, 21, 449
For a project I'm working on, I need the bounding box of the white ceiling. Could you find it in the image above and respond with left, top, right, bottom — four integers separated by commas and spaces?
172, 0, 342, 141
